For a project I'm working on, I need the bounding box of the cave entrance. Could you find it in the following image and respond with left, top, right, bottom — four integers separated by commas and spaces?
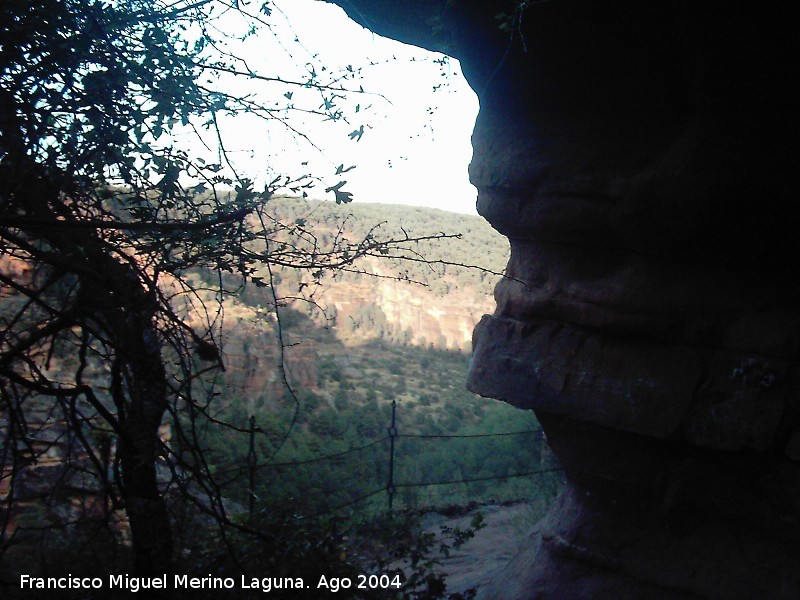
225, 0, 563, 516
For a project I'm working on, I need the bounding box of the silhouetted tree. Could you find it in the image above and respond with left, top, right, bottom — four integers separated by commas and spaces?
0, 0, 455, 575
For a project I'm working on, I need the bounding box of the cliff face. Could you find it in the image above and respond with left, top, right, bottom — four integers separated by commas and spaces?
316, 262, 495, 351
218, 270, 494, 417
222, 317, 320, 413
327, 1, 800, 597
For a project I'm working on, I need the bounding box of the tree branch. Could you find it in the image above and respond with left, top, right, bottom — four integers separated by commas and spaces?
0, 205, 254, 232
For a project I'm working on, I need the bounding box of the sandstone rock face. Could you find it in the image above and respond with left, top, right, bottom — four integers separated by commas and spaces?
222, 316, 319, 412
316, 267, 495, 351
328, 1, 800, 597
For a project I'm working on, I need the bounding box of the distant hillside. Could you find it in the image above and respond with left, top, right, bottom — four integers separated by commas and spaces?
265, 197, 509, 294
3, 193, 559, 533
185, 197, 562, 514
246, 196, 511, 351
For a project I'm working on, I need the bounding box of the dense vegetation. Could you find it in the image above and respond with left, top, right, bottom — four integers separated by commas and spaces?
0, 0, 475, 580
0, 0, 559, 592
1, 198, 562, 598
200, 322, 561, 515
183, 198, 559, 518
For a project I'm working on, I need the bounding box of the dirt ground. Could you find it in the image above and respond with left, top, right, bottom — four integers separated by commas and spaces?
420, 502, 542, 597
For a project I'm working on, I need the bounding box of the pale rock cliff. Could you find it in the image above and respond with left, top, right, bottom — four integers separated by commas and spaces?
318, 264, 494, 351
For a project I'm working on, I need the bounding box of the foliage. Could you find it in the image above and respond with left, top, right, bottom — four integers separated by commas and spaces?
262, 197, 510, 300
0, 1, 559, 593
0, 0, 458, 576
189, 301, 562, 518
355, 510, 486, 600
0, 505, 485, 599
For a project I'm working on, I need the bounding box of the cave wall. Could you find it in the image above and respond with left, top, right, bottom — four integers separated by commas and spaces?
325, 1, 800, 597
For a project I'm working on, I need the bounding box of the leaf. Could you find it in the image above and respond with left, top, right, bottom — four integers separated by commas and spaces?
348, 125, 364, 142
333, 189, 353, 204
235, 179, 255, 202
324, 180, 353, 204
335, 164, 356, 175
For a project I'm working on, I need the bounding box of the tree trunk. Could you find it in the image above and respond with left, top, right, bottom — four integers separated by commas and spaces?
84, 254, 174, 576
2, 97, 174, 576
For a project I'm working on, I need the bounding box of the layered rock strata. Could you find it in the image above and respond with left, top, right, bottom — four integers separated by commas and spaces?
328, 1, 800, 597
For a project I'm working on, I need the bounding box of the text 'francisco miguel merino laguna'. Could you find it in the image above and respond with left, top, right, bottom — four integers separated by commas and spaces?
20, 574, 307, 593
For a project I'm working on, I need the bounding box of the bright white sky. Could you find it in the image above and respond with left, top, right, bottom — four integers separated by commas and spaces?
194, 0, 480, 214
